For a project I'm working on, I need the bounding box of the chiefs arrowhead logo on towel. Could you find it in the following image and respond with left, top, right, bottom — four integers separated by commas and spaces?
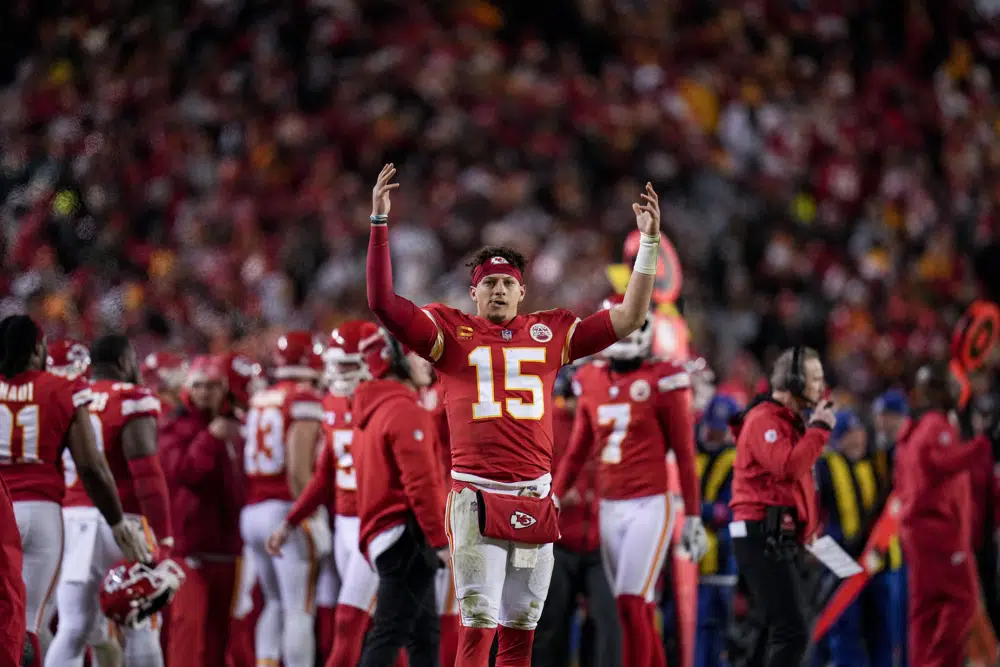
510, 511, 537, 529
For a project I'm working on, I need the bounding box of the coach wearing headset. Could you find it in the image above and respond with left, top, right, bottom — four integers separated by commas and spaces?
728, 346, 836, 666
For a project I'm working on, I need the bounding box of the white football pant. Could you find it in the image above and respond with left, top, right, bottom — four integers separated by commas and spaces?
446, 480, 555, 630
46, 508, 160, 667
241, 500, 317, 667
15, 500, 62, 650
599, 493, 676, 601
332, 515, 377, 612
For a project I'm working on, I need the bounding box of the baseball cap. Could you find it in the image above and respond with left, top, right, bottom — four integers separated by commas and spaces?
703, 394, 740, 431
832, 409, 862, 442
872, 389, 908, 416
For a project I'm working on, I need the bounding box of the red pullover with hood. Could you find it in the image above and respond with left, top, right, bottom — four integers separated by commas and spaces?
159, 396, 245, 559
353, 378, 448, 560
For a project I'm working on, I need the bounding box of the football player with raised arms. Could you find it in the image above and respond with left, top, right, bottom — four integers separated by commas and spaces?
552, 296, 708, 667
0, 316, 151, 667
241, 331, 326, 667
366, 163, 661, 667
49, 334, 174, 667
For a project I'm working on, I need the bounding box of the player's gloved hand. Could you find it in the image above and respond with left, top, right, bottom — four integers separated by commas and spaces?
681, 516, 709, 563
267, 521, 291, 557
112, 519, 153, 564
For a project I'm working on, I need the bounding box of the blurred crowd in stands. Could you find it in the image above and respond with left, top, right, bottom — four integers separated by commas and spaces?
3, 0, 1000, 413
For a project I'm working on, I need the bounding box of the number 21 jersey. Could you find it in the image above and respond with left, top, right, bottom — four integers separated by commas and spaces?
422, 304, 580, 483
0, 370, 92, 502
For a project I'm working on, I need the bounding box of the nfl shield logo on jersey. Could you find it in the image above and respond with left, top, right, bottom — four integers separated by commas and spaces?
501, 330, 513, 341
510, 511, 537, 529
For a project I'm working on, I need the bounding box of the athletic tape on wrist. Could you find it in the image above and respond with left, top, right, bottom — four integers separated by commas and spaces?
370, 214, 388, 224
633, 233, 660, 275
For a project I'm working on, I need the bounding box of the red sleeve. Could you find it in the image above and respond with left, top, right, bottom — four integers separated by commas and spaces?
568, 309, 618, 362
919, 420, 987, 478
748, 415, 830, 481
170, 428, 226, 487
552, 401, 597, 499
366, 223, 442, 360
126, 454, 173, 543
389, 405, 448, 548
657, 388, 699, 512
286, 444, 335, 526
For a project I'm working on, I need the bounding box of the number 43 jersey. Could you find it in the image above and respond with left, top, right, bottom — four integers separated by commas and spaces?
245, 380, 325, 504
0, 370, 92, 503
421, 304, 581, 484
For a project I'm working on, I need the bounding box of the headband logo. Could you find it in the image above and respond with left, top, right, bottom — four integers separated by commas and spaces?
490, 257, 508, 264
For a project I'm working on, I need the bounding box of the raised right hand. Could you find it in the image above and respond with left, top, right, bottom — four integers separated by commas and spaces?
809, 400, 837, 430
371, 163, 399, 218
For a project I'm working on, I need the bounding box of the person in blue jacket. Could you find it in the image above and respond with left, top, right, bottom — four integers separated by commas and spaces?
694, 394, 741, 667
812, 409, 872, 667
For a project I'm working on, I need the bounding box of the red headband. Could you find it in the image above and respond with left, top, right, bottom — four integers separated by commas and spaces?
471, 257, 523, 287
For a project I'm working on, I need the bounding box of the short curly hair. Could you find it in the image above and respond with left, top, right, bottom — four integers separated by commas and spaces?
466, 246, 528, 277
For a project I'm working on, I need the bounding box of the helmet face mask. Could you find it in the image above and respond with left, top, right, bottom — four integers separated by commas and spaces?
323, 349, 372, 396
602, 316, 654, 361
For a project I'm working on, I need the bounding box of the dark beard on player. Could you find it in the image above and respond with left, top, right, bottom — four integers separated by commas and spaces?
609, 357, 644, 373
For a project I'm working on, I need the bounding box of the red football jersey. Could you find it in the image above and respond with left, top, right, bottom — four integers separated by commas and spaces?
64, 379, 162, 511
421, 305, 581, 483
557, 359, 699, 504
245, 380, 324, 504
321, 393, 357, 517
0, 370, 93, 503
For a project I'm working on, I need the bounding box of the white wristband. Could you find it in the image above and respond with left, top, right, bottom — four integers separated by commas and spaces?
633, 233, 660, 275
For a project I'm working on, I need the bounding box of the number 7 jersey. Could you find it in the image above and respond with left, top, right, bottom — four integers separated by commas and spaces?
421, 304, 581, 483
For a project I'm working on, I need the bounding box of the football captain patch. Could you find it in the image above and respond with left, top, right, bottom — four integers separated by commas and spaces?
530, 323, 553, 343
510, 511, 537, 529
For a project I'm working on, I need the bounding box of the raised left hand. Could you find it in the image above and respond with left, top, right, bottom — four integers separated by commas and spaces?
632, 182, 660, 237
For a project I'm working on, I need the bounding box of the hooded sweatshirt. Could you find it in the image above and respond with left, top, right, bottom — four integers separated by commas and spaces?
353, 379, 448, 561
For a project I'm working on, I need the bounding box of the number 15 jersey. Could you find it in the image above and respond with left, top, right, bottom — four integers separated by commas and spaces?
421, 304, 581, 483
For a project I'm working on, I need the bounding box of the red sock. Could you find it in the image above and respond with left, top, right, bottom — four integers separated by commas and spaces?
316, 605, 337, 663
648, 602, 667, 667
617, 595, 656, 667
24, 632, 40, 667
395, 648, 409, 667
496, 627, 533, 667
439, 614, 460, 667
325, 604, 371, 667
456, 626, 496, 667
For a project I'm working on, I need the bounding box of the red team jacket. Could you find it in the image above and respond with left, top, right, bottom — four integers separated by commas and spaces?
159, 399, 244, 558
353, 379, 448, 558
0, 370, 92, 503
553, 359, 699, 511
730, 399, 831, 541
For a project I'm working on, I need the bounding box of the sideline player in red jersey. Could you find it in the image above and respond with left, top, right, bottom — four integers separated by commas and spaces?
49, 334, 172, 667
268, 320, 381, 667
0, 316, 151, 667
241, 331, 326, 667
366, 163, 660, 667
552, 296, 708, 667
